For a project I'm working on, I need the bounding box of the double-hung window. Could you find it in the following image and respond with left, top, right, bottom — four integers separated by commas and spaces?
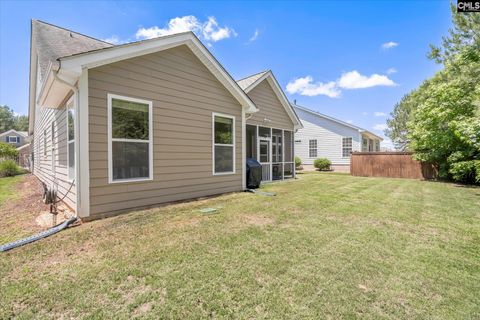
309, 139, 317, 158
342, 137, 352, 157
108, 94, 152, 183
67, 98, 75, 180
7, 136, 18, 143
213, 113, 235, 174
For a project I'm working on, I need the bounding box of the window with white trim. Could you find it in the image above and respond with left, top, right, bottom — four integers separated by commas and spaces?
67, 99, 75, 180
213, 113, 235, 174
108, 94, 152, 183
362, 138, 368, 152
342, 137, 352, 157
309, 139, 317, 158
375, 140, 381, 152
7, 136, 19, 143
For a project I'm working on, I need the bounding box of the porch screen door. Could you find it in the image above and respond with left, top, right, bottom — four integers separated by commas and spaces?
258, 138, 271, 181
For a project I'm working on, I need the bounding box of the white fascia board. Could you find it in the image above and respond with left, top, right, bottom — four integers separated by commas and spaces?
59, 32, 257, 114
244, 71, 303, 130
360, 130, 384, 141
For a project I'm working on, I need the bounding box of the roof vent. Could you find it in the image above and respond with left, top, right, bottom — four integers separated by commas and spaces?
69, 32, 73, 38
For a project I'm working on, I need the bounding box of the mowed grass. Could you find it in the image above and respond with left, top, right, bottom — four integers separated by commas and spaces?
0, 175, 23, 206
1, 173, 479, 319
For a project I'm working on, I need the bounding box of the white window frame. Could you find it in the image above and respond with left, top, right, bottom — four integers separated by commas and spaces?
66, 97, 75, 180
212, 112, 236, 175
309, 139, 317, 158
7, 136, 19, 143
342, 137, 353, 158
107, 93, 153, 184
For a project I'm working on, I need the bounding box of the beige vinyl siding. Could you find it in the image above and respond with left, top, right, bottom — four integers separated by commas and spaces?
32, 96, 76, 209
88, 45, 243, 218
246, 79, 294, 131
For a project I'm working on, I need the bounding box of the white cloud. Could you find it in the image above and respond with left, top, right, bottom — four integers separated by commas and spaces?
381, 137, 396, 151
337, 71, 396, 89
362, 112, 368, 116
346, 120, 354, 124
286, 76, 340, 98
374, 112, 386, 117
386, 67, 397, 74
373, 123, 388, 131
103, 35, 125, 45
286, 70, 396, 98
202, 16, 237, 41
135, 16, 236, 44
381, 41, 399, 50
247, 29, 260, 43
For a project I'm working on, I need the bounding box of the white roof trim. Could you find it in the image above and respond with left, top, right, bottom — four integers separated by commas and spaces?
242, 71, 303, 130
0, 129, 28, 138
58, 32, 258, 114
294, 104, 383, 141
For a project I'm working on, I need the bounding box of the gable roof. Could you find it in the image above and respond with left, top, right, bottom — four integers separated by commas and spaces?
236, 70, 269, 91
294, 104, 383, 140
236, 70, 303, 130
29, 20, 113, 133
32, 20, 113, 83
34, 25, 258, 114
0, 129, 28, 138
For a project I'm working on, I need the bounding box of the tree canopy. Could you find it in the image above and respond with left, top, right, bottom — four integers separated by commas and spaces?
0, 105, 28, 132
386, 8, 480, 183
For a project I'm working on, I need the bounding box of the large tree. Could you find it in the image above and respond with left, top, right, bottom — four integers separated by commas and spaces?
428, 7, 480, 64
0, 105, 15, 132
407, 51, 480, 180
386, 7, 480, 183
0, 105, 28, 132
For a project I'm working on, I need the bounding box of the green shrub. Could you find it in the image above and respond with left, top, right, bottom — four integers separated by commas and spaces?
295, 156, 302, 169
314, 158, 332, 171
449, 160, 480, 184
0, 160, 22, 177
0, 142, 18, 160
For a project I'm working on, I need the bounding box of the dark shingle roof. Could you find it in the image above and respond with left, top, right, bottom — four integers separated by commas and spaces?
32, 20, 113, 82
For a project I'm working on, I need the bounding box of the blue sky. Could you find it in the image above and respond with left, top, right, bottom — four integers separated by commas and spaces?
0, 1, 451, 145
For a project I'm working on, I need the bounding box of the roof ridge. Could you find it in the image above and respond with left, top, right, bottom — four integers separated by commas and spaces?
58, 31, 194, 60
236, 69, 270, 82
293, 103, 364, 130
33, 19, 113, 46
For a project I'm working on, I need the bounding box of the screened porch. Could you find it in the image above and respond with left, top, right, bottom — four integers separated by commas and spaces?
246, 124, 295, 182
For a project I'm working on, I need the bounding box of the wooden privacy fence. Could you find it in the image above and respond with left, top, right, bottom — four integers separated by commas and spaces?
350, 152, 437, 180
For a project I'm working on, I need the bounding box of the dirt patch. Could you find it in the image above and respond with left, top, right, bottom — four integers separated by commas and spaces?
243, 215, 275, 226
133, 302, 153, 316
0, 174, 50, 241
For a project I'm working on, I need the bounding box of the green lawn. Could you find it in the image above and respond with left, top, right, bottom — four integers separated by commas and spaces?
0, 175, 23, 206
1, 173, 479, 319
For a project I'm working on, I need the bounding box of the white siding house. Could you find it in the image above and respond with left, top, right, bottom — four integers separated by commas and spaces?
294, 104, 382, 172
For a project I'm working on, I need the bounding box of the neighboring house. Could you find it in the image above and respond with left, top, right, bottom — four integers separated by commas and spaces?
29, 20, 301, 220
293, 104, 382, 172
0, 129, 29, 148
